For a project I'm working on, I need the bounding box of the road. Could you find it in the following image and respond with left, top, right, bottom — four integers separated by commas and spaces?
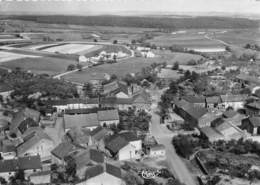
204, 34, 230, 46
149, 89, 197, 185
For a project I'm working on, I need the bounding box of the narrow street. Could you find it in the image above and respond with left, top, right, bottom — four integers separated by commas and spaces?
149, 89, 197, 185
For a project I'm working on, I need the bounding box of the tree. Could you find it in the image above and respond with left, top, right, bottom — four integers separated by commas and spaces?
172, 61, 179, 70
187, 59, 197, 65
67, 64, 75, 71
83, 82, 93, 97
111, 74, 118, 80
113, 40, 118, 44
93, 38, 98, 42
76, 63, 83, 71
131, 39, 136, 45
113, 54, 117, 63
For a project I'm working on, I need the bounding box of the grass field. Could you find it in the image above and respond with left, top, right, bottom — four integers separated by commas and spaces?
63, 51, 204, 83
148, 31, 224, 48
0, 51, 40, 63
0, 56, 77, 75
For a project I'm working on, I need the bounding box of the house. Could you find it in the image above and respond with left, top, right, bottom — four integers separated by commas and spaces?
147, 144, 166, 158
200, 126, 224, 142
166, 111, 185, 129
222, 109, 238, 119
132, 90, 151, 111
89, 126, 113, 151
66, 127, 91, 148
0, 155, 42, 181
29, 171, 51, 185
97, 109, 120, 127
75, 163, 124, 185
100, 97, 133, 110
51, 142, 80, 164
198, 112, 222, 128
205, 96, 221, 111
215, 121, 244, 141
89, 73, 111, 88
105, 132, 142, 161
10, 108, 40, 135
17, 128, 54, 161
241, 117, 260, 135
182, 96, 206, 108
245, 101, 260, 116
68, 149, 104, 179
0, 139, 16, 160
103, 81, 130, 99
64, 113, 99, 131
220, 94, 248, 111
174, 99, 208, 127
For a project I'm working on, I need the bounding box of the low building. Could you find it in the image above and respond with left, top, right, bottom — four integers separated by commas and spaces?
132, 90, 151, 111
97, 109, 120, 127
0, 139, 16, 160
75, 163, 124, 185
166, 111, 185, 129
0, 155, 42, 181
102, 81, 130, 99
241, 117, 260, 135
182, 96, 206, 108
90, 126, 113, 151
205, 96, 221, 111
64, 113, 99, 131
29, 171, 51, 185
200, 126, 224, 142
215, 121, 244, 141
245, 101, 260, 116
105, 132, 142, 161
220, 94, 248, 111
51, 142, 79, 164
17, 128, 54, 161
147, 144, 166, 158
198, 113, 221, 128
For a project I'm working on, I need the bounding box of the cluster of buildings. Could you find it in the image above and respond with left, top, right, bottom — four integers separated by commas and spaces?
0, 79, 166, 185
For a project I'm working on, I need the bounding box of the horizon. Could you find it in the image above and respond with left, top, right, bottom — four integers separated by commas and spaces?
0, 0, 260, 17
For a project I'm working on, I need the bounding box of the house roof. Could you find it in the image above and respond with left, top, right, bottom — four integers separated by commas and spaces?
103, 81, 128, 95
0, 140, 16, 153
0, 155, 42, 173
48, 98, 99, 106
105, 136, 129, 154
64, 113, 99, 129
10, 108, 40, 133
90, 126, 112, 141
222, 110, 237, 118
220, 94, 248, 103
186, 106, 208, 120
246, 101, 260, 110
200, 126, 224, 141
248, 117, 260, 127
18, 117, 38, 134
183, 96, 205, 104
70, 149, 104, 170
17, 129, 52, 155
206, 96, 220, 104
85, 163, 121, 180
101, 97, 133, 105
51, 142, 76, 160
118, 132, 139, 142
97, 109, 119, 121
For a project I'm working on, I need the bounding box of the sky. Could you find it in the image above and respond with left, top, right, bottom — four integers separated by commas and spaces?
0, 0, 260, 15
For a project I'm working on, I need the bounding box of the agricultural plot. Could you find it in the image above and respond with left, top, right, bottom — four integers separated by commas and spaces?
41, 44, 100, 54
0, 51, 41, 63
0, 56, 77, 75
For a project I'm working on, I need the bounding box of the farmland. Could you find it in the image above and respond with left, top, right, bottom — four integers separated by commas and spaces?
0, 56, 77, 75
63, 52, 204, 83
0, 51, 41, 63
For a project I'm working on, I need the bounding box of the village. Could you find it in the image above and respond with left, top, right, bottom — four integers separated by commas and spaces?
0, 6, 260, 185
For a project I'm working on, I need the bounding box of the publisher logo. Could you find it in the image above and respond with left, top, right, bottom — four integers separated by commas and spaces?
138, 169, 161, 179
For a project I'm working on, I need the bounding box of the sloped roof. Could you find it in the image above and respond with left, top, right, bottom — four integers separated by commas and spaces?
222, 110, 237, 118
64, 113, 99, 129
206, 96, 220, 104
200, 126, 224, 141
103, 81, 128, 95
105, 136, 129, 154
17, 129, 52, 155
183, 96, 205, 104
220, 94, 248, 103
118, 132, 139, 142
90, 126, 112, 141
185, 106, 208, 120
18, 117, 38, 134
0, 155, 42, 173
97, 109, 119, 121
85, 163, 121, 180
246, 101, 260, 110
51, 142, 76, 160
10, 108, 40, 132
150, 144, 166, 151
0, 140, 16, 153
132, 90, 151, 104
248, 117, 260, 127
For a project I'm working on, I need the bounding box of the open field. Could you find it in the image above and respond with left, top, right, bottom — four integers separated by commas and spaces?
41, 43, 101, 55
0, 51, 41, 63
63, 52, 204, 83
148, 30, 225, 48
214, 29, 260, 46
0, 56, 77, 75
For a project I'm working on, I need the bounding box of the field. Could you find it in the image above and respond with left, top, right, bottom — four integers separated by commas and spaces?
41, 43, 101, 55
63, 52, 203, 83
148, 30, 225, 49
0, 56, 77, 75
0, 51, 40, 63
214, 28, 260, 46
